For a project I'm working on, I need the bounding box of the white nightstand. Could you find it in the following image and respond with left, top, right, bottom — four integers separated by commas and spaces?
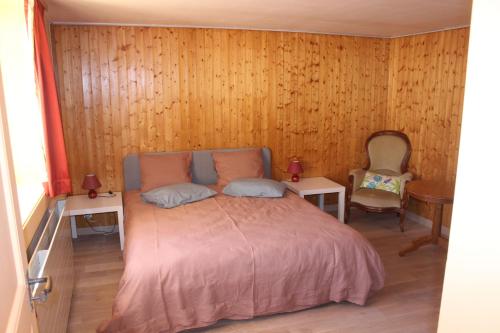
283, 177, 345, 223
66, 192, 125, 250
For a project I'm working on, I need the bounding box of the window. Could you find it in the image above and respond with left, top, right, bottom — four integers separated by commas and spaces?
0, 0, 48, 223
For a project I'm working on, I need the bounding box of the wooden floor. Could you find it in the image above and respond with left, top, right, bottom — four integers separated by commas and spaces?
68, 210, 447, 333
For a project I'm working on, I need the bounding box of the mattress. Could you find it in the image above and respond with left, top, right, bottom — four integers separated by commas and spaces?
98, 189, 384, 333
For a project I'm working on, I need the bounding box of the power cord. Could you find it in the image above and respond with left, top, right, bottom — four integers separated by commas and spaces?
83, 214, 117, 235
97, 191, 117, 198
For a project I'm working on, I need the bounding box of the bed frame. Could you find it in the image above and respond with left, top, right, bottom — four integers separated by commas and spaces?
123, 147, 272, 191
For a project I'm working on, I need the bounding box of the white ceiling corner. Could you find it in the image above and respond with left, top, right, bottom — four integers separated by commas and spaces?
45, 0, 472, 38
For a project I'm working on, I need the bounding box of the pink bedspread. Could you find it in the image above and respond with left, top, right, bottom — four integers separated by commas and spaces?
98, 190, 384, 333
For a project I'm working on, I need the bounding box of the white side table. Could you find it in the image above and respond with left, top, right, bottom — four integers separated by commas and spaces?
66, 192, 125, 250
283, 177, 345, 223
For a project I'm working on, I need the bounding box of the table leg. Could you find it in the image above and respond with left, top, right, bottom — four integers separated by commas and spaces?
70, 216, 77, 239
399, 203, 444, 256
117, 209, 124, 251
318, 193, 325, 210
398, 235, 434, 256
338, 190, 345, 223
431, 204, 443, 244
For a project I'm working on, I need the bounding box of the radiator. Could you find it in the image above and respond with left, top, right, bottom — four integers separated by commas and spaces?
28, 200, 74, 333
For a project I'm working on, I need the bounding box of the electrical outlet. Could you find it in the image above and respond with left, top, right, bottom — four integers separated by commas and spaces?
84, 214, 93, 221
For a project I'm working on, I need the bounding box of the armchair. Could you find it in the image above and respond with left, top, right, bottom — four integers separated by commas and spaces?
345, 130, 412, 231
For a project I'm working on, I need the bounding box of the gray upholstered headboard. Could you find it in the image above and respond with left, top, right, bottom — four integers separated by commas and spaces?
123, 147, 272, 191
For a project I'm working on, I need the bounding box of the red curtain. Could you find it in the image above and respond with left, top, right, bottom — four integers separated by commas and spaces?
33, 0, 72, 196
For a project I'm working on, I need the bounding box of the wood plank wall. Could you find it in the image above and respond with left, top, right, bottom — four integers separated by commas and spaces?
386, 28, 469, 227
52, 25, 468, 229
52, 25, 389, 193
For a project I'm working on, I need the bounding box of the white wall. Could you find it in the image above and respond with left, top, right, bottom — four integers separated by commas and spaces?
0, 1, 40, 332
437, 1, 500, 332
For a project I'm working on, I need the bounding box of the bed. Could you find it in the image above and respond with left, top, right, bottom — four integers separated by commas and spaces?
98, 147, 385, 333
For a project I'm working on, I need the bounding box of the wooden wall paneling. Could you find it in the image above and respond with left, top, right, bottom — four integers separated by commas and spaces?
127, 27, 140, 153
144, 27, 156, 151
179, 29, 189, 150
205, 29, 215, 149
105, 27, 119, 191
89, 28, 106, 191
337, 36, 351, 176
306, 34, 320, 176
275, 32, 287, 179
240, 31, 250, 147
226, 30, 236, 147
324, 35, 337, 179
134, 27, 145, 151
264, 32, 275, 176
220, 30, 231, 149
442, 30, 465, 227
295, 32, 306, 175
246, 30, 256, 147
347, 36, 359, 169
53, 25, 391, 188
177, 30, 188, 149
212, 29, 222, 149
317, 35, 329, 177
72, 27, 87, 186
79, 28, 93, 177
265, 31, 278, 178
259, 32, 269, 153
253, 31, 264, 149
169, 29, 181, 151
329, 36, 342, 179
442, 29, 468, 226
344, 36, 357, 174
236, 30, 243, 147
281, 32, 293, 174
295, 32, 307, 175
195, 29, 205, 149
154, 28, 166, 151
54, 25, 463, 227
159, 28, 169, 150
137, 27, 148, 151
94, 28, 108, 190
239, 30, 248, 147
244, 30, 253, 148
386, 28, 469, 227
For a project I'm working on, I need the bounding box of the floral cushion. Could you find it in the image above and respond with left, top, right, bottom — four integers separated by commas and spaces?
360, 171, 401, 195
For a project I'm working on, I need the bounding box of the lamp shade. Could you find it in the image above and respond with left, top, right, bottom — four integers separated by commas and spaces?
287, 160, 303, 174
82, 174, 101, 190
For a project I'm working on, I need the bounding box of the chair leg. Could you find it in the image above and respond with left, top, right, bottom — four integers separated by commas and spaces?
399, 188, 410, 232
399, 209, 405, 232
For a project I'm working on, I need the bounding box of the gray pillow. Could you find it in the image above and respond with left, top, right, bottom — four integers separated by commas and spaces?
223, 178, 286, 198
141, 183, 217, 208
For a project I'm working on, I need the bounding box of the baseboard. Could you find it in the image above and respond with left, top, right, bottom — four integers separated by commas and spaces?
327, 204, 449, 238
76, 226, 118, 236
406, 211, 450, 238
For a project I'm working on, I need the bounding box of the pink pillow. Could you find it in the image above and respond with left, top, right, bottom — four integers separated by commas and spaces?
139, 152, 192, 191
212, 149, 264, 186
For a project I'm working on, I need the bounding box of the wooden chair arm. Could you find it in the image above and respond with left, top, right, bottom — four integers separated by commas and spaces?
399, 172, 413, 199
348, 168, 367, 192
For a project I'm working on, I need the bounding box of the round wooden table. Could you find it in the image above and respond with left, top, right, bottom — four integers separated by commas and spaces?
398, 180, 454, 256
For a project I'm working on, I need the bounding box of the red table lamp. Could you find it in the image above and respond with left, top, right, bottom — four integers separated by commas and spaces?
82, 174, 101, 199
287, 159, 303, 182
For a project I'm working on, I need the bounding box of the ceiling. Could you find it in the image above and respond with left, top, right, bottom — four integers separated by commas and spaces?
46, 0, 472, 38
